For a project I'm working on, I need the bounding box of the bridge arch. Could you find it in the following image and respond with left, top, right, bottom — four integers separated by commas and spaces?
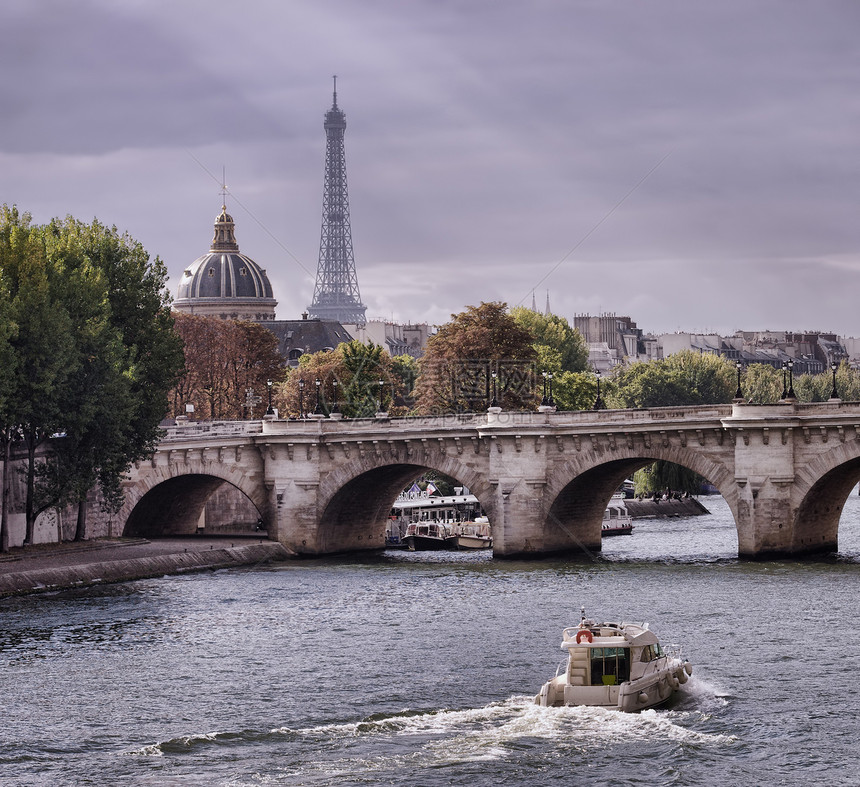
122, 464, 268, 538
542, 444, 739, 556
792, 440, 860, 554
312, 451, 495, 554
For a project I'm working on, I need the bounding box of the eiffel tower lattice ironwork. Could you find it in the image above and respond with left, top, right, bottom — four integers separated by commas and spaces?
308, 76, 367, 326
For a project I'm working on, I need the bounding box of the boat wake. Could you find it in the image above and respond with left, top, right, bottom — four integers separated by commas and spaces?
127, 682, 734, 767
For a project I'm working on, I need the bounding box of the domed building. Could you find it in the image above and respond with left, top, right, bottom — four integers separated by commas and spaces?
173, 206, 277, 321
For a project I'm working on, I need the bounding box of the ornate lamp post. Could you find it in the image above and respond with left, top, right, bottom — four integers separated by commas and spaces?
547, 372, 555, 408
781, 362, 788, 400
541, 371, 548, 406
593, 371, 604, 411
787, 359, 796, 400
734, 361, 743, 400
830, 361, 839, 400
490, 371, 498, 408
331, 378, 340, 415
314, 377, 323, 415
298, 378, 305, 418
265, 379, 274, 416
377, 378, 385, 413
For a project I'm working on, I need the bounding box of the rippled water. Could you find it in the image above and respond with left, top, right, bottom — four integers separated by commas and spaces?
3, 495, 860, 786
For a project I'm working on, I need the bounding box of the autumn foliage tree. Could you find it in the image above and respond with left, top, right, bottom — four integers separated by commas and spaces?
171, 314, 286, 419
413, 302, 537, 413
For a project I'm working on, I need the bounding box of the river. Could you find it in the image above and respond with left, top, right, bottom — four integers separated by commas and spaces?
3, 494, 860, 786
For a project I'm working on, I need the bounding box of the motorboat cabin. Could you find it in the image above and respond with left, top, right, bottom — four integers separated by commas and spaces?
535, 610, 692, 712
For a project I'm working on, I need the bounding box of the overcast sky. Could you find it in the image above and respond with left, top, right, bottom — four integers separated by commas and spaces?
3, 0, 860, 337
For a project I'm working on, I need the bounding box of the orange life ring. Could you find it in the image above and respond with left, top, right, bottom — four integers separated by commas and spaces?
575, 629, 594, 644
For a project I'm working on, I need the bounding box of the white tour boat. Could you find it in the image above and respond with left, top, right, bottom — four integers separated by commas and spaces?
534, 609, 692, 712
452, 516, 492, 550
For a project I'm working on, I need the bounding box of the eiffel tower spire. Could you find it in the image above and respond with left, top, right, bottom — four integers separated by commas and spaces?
308, 76, 367, 326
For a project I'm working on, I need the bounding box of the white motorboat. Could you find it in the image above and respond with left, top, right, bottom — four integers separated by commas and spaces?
534, 609, 692, 712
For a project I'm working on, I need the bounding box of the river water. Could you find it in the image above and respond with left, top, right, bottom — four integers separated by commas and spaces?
3, 494, 860, 786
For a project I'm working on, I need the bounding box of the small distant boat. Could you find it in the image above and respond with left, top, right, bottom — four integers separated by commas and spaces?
402, 521, 455, 551
602, 499, 633, 537
534, 608, 692, 712
451, 516, 492, 550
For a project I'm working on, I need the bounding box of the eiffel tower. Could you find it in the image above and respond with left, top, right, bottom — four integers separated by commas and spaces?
307, 77, 367, 326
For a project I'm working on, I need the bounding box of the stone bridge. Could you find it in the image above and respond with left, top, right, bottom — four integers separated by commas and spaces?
112, 401, 860, 559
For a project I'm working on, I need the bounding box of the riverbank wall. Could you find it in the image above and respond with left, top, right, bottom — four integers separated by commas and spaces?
625, 497, 711, 519
0, 540, 292, 598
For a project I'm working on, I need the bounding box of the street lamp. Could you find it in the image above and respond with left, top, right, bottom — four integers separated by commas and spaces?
377, 378, 385, 413
490, 370, 498, 408
265, 379, 274, 416
547, 372, 555, 407
298, 378, 305, 418
787, 359, 796, 400
735, 361, 743, 400
781, 362, 788, 400
593, 371, 604, 411
331, 378, 340, 415
830, 361, 839, 400
541, 371, 548, 406
314, 377, 323, 415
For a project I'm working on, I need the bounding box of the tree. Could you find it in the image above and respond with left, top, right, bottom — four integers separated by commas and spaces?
509, 306, 588, 373
275, 340, 400, 418
0, 207, 185, 545
390, 354, 419, 407
170, 315, 285, 420
413, 302, 537, 413
47, 217, 184, 537
741, 363, 784, 403
607, 351, 736, 409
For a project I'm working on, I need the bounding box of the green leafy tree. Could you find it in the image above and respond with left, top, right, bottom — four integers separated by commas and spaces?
276, 341, 401, 418
607, 351, 735, 409
633, 462, 704, 497
509, 306, 588, 373
742, 364, 784, 403
413, 302, 536, 413
390, 354, 420, 407
552, 370, 600, 411
0, 207, 185, 545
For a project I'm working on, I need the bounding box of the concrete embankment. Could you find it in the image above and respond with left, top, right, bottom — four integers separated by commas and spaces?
624, 497, 711, 519
0, 539, 292, 597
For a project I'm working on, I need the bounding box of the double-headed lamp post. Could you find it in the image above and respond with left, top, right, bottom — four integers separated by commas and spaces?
298, 378, 305, 419
781, 362, 788, 400
377, 378, 385, 413
547, 372, 554, 407
541, 371, 548, 406
490, 370, 498, 408
735, 361, 743, 400
831, 361, 839, 400
787, 359, 796, 400
265, 379, 274, 416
